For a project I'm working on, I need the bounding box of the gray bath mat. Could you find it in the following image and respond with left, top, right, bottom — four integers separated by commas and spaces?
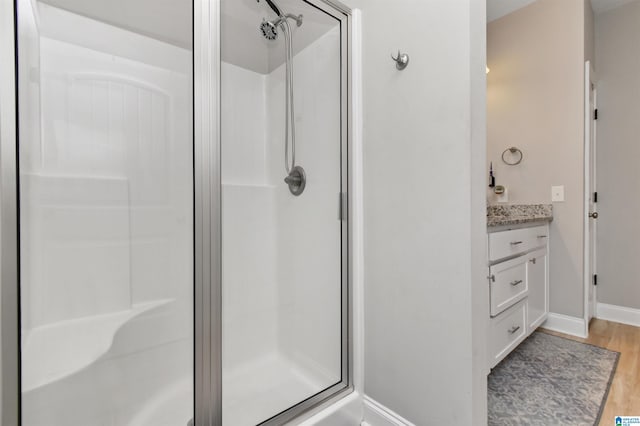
488, 331, 619, 425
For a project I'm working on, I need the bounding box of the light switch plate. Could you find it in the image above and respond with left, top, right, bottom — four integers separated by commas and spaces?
552, 185, 565, 202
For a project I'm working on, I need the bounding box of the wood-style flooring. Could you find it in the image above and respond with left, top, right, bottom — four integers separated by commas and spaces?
541, 319, 640, 424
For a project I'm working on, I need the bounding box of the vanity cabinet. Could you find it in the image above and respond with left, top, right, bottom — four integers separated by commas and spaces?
487, 224, 549, 369
526, 248, 548, 331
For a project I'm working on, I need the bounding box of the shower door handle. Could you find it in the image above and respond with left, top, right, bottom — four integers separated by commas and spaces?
338, 192, 347, 221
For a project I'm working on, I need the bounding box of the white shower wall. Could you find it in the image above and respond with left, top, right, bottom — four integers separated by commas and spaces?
268, 26, 342, 380
20, 4, 194, 425
221, 63, 279, 372
221, 23, 343, 421
23, 6, 193, 329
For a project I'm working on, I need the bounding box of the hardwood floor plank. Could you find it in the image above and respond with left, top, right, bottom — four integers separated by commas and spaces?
540, 319, 640, 424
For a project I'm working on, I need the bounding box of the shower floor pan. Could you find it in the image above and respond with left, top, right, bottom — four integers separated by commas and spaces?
134, 352, 340, 426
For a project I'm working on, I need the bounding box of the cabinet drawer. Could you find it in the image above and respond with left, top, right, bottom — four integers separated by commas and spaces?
489, 299, 527, 369
490, 255, 528, 316
488, 225, 548, 261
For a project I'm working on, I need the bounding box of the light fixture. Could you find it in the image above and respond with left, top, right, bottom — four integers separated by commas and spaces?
486, 66, 490, 74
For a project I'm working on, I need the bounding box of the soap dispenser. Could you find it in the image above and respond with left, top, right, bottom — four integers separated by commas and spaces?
489, 162, 496, 188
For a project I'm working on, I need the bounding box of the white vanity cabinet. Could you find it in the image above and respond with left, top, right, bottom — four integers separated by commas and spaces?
487, 224, 549, 369
526, 248, 548, 331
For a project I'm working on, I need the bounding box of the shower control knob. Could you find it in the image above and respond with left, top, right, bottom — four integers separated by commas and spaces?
284, 175, 302, 185
284, 166, 306, 196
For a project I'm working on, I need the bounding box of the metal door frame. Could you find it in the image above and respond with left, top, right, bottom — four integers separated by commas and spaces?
1, 0, 354, 423
0, 0, 21, 423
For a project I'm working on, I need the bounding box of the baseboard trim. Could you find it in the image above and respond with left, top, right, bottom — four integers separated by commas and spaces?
363, 396, 415, 426
597, 303, 640, 328
541, 313, 588, 338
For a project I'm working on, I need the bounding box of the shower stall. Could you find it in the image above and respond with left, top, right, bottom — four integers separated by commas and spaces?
0, 0, 356, 424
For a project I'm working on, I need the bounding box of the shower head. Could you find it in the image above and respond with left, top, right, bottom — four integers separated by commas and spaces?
258, 0, 303, 41
259, 14, 303, 40
260, 19, 279, 40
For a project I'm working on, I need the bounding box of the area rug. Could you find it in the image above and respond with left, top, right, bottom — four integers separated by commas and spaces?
488, 331, 619, 426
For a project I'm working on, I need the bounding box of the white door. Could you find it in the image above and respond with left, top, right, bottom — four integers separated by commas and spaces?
584, 61, 598, 325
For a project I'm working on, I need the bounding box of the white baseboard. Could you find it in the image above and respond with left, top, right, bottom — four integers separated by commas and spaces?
597, 303, 640, 328
363, 396, 415, 426
541, 313, 588, 338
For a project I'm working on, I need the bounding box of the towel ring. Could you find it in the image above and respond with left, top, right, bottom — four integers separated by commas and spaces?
502, 147, 523, 166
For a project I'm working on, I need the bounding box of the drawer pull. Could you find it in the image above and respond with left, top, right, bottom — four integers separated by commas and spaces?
510, 241, 523, 245
508, 325, 521, 335
488, 275, 496, 283
510, 280, 523, 286
530, 258, 537, 264
537, 235, 547, 238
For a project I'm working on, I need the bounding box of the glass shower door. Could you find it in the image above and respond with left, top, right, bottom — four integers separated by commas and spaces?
16, 0, 194, 424
221, 0, 349, 424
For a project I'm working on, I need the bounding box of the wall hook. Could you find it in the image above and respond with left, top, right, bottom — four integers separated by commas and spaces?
391, 50, 409, 70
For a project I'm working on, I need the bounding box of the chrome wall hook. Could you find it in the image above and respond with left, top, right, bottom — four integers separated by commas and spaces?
391, 50, 409, 70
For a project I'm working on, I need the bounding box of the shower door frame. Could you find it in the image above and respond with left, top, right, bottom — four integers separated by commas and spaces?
194, 0, 221, 424
1, 0, 354, 424
0, 0, 21, 424
255, 0, 355, 424
1, 0, 207, 423
208, 0, 356, 423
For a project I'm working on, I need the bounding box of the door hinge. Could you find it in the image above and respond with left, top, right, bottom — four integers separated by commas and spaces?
594, 109, 598, 120
593, 274, 598, 286
594, 192, 598, 203
338, 192, 347, 221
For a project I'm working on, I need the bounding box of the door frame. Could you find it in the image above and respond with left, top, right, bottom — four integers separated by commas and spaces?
210, 0, 357, 423
194, 0, 221, 423
0, 0, 21, 424
583, 60, 598, 337
2, 0, 358, 424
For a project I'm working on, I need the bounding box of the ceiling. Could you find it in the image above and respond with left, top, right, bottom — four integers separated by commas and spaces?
487, 0, 639, 22
590, 0, 637, 13
39, 0, 193, 48
38, 0, 339, 74
487, 0, 537, 22
39, 0, 640, 45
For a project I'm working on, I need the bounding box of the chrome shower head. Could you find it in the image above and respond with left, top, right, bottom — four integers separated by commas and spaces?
260, 19, 279, 40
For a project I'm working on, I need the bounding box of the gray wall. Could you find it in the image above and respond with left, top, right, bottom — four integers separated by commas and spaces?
585, 0, 595, 65
487, 0, 590, 319
595, 0, 640, 310
343, 0, 488, 424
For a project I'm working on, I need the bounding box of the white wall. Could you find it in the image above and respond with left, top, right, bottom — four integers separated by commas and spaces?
340, 0, 487, 424
220, 61, 280, 371
268, 26, 342, 382
595, 0, 640, 310
487, 0, 589, 319
220, 20, 343, 408
19, 5, 194, 424
23, 5, 192, 328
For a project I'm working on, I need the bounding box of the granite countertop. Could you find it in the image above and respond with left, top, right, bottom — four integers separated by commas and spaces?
487, 204, 553, 227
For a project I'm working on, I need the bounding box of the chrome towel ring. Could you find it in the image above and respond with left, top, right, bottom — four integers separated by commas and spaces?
502, 147, 523, 166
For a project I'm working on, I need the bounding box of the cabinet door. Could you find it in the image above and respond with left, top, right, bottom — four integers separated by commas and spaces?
527, 248, 548, 331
